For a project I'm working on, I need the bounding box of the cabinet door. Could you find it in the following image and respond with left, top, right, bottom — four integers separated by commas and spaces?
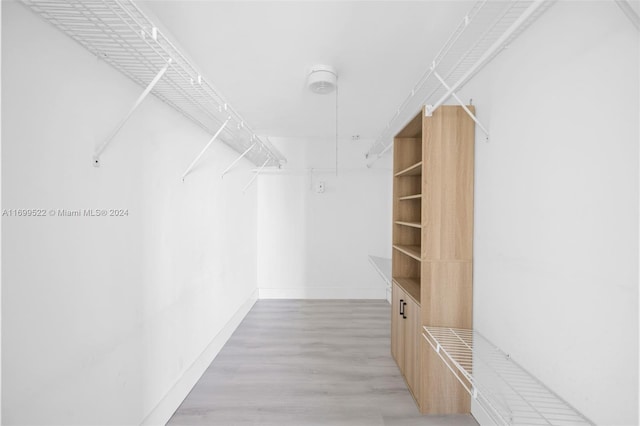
403, 297, 421, 401
391, 283, 405, 371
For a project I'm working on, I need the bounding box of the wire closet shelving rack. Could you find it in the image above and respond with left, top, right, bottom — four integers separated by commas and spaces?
21, 0, 287, 172
365, 0, 555, 165
422, 327, 595, 426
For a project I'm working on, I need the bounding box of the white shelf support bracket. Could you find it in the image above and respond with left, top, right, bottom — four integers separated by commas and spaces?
616, 0, 640, 30
429, 0, 548, 114
181, 117, 231, 181
221, 143, 256, 178
425, 104, 435, 117
243, 159, 269, 193
366, 141, 393, 168
93, 60, 171, 167
432, 71, 490, 140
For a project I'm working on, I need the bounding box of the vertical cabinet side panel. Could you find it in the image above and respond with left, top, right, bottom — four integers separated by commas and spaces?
391, 282, 401, 365
419, 106, 475, 414
404, 297, 422, 403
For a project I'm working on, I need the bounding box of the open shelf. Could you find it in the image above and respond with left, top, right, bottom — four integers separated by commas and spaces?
399, 194, 422, 201
393, 245, 421, 261
394, 161, 422, 177
422, 327, 594, 426
393, 278, 420, 305
395, 221, 422, 229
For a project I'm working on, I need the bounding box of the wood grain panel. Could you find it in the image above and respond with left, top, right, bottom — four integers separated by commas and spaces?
394, 137, 422, 173
396, 111, 423, 138
393, 277, 421, 305
392, 223, 421, 246
422, 105, 474, 261
392, 105, 475, 416
420, 338, 470, 414
421, 261, 473, 329
392, 249, 420, 283
404, 298, 422, 406
394, 176, 422, 223
391, 283, 402, 366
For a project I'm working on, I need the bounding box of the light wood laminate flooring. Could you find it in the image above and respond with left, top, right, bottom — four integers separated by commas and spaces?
168, 300, 478, 426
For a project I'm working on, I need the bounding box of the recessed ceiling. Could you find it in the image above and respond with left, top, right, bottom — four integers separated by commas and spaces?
140, 1, 474, 142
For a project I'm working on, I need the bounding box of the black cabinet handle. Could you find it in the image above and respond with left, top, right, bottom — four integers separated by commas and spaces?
399, 299, 404, 316
402, 302, 407, 319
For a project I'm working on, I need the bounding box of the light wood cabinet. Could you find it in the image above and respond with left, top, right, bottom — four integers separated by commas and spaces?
391, 281, 421, 403
391, 105, 474, 414
402, 293, 420, 400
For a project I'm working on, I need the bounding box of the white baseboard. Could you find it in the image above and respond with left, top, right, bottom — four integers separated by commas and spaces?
139, 289, 258, 426
258, 287, 386, 299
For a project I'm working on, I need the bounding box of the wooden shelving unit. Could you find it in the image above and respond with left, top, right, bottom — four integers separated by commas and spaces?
391, 105, 475, 415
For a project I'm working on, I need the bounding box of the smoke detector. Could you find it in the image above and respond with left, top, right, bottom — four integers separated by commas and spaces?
307, 65, 337, 94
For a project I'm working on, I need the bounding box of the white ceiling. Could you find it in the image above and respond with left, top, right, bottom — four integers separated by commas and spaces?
141, 1, 474, 142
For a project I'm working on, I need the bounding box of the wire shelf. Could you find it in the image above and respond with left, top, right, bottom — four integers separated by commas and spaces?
22, 0, 286, 167
368, 255, 391, 287
422, 327, 594, 426
366, 0, 555, 159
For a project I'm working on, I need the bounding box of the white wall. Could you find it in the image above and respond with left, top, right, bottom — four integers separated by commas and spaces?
2, 2, 258, 425
257, 137, 392, 299
457, 2, 638, 424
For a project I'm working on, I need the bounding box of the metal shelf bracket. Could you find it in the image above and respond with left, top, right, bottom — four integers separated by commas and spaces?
615, 0, 640, 30
181, 117, 231, 181
364, 0, 552, 160
93, 60, 171, 167
366, 143, 393, 168
430, 70, 490, 140
242, 159, 269, 193
221, 143, 256, 178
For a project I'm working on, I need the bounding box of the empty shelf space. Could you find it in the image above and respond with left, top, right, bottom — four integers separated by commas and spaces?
393, 245, 421, 261
393, 278, 421, 305
399, 194, 422, 201
394, 221, 422, 229
394, 161, 422, 177
422, 327, 594, 426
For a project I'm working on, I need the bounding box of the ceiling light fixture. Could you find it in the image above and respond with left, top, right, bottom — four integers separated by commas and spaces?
307, 65, 337, 95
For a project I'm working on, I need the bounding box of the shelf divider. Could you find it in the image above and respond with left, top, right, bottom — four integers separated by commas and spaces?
393, 278, 421, 305
399, 194, 422, 201
394, 161, 422, 177
394, 220, 422, 229
393, 245, 421, 261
